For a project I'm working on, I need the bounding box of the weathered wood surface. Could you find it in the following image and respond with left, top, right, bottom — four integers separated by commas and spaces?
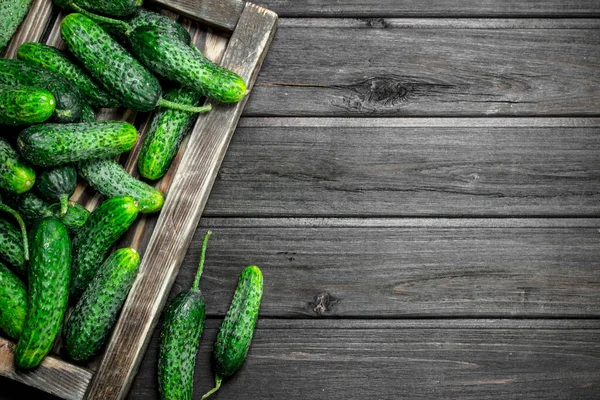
150, 0, 244, 32
128, 319, 600, 400
244, 18, 600, 116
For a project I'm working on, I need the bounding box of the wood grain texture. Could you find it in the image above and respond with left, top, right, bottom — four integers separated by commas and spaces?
150, 0, 244, 32
129, 319, 600, 400
84, 4, 277, 399
0, 0, 54, 58
244, 18, 600, 116
0, 338, 91, 400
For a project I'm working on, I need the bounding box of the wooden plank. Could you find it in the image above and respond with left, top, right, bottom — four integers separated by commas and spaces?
203, 118, 600, 217
244, 18, 600, 116
84, 4, 277, 399
129, 319, 600, 400
150, 0, 244, 32
0, 337, 92, 400
259, 0, 600, 17
1, 0, 55, 58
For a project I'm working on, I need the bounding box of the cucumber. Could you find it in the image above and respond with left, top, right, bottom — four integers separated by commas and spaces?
159, 231, 210, 400
79, 103, 96, 122
14, 217, 71, 369
0, 0, 33, 53
70, 196, 138, 298
55, 0, 142, 17
0, 219, 26, 274
37, 165, 77, 216
48, 201, 89, 234
78, 158, 164, 214
17, 121, 138, 167
129, 24, 247, 103
0, 59, 83, 123
129, 9, 190, 45
0, 84, 56, 126
60, 14, 211, 114
0, 263, 27, 339
17, 42, 119, 108
138, 87, 199, 180
64, 247, 140, 360
202, 265, 264, 399
0, 138, 35, 194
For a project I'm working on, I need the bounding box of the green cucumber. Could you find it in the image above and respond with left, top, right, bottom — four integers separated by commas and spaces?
17, 121, 138, 167
60, 14, 211, 114
202, 265, 264, 399
70, 196, 138, 298
138, 87, 200, 180
0, 59, 83, 123
159, 231, 210, 400
37, 165, 77, 216
78, 158, 164, 214
17, 42, 119, 108
0, 263, 27, 339
0, 138, 35, 194
0, 219, 26, 274
79, 103, 96, 122
48, 201, 89, 234
0, 84, 56, 126
14, 217, 71, 369
64, 247, 139, 360
55, 0, 141, 17
0, 0, 33, 53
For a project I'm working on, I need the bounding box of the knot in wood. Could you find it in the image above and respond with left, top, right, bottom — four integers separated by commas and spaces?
311, 292, 338, 316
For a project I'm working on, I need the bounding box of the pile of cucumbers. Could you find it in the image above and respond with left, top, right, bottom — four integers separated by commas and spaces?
0, 0, 263, 398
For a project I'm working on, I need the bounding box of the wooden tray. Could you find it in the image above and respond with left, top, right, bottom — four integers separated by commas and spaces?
0, 1, 277, 398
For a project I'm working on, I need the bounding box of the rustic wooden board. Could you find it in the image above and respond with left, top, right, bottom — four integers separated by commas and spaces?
150, 0, 244, 32
203, 117, 600, 217
129, 319, 600, 400
244, 18, 600, 116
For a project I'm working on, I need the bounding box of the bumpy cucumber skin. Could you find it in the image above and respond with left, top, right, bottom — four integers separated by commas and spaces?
138, 87, 199, 180
0, 59, 83, 123
129, 25, 247, 103
0, 138, 35, 195
0, 0, 33, 52
14, 217, 71, 369
37, 165, 77, 205
0, 263, 27, 339
64, 247, 140, 360
0, 84, 55, 126
61, 14, 162, 112
48, 201, 89, 234
214, 266, 263, 378
70, 196, 138, 298
130, 9, 190, 45
54, 0, 141, 17
79, 158, 164, 214
158, 290, 205, 400
0, 219, 26, 275
79, 103, 96, 122
17, 121, 138, 167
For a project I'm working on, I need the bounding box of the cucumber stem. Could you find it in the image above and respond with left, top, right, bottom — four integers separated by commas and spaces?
68, 2, 133, 36
192, 230, 212, 291
59, 195, 69, 216
200, 375, 222, 400
0, 204, 29, 261
157, 98, 212, 114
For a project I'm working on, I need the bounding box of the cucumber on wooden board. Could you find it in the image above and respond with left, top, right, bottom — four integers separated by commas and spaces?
17, 42, 119, 108
78, 158, 164, 214
70, 196, 139, 298
36, 165, 77, 216
54, 0, 142, 17
17, 121, 138, 167
0, 219, 26, 275
202, 265, 264, 399
158, 231, 210, 400
61, 14, 212, 114
0, 59, 83, 123
64, 247, 140, 361
0, 263, 27, 340
14, 217, 71, 369
0, 138, 35, 195
0, 84, 56, 126
0, 0, 33, 53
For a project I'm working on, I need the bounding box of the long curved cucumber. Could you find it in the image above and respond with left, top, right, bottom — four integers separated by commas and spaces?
0, 263, 27, 339
0, 84, 55, 126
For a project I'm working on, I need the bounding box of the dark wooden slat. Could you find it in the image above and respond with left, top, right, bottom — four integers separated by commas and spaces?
204, 118, 600, 217
244, 19, 600, 116
150, 0, 244, 32
129, 319, 600, 400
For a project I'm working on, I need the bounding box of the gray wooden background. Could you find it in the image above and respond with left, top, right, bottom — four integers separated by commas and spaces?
2, 0, 600, 399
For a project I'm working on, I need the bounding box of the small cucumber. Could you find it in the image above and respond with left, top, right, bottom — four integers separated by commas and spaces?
0, 59, 83, 123
48, 201, 89, 234
0, 263, 27, 339
202, 265, 264, 399
0, 219, 26, 275
37, 165, 77, 216
0, 84, 56, 126
138, 87, 200, 180
61, 14, 211, 114
70, 196, 138, 298
64, 247, 140, 360
17, 121, 138, 167
14, 217, 71, 369
79, 103, 96, 122
78, 158, 164, 214
159, 231, 210, 400
54, 0, 142, 17
17, 42, 119, 108
0, 138, 35, 194
0, 0, 33, 52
